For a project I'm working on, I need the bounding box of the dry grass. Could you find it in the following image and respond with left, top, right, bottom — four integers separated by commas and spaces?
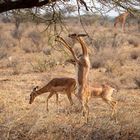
0, 20, 140, 140
0, 72, 140, 140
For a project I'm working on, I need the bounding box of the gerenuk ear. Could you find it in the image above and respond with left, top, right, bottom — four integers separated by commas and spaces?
68, 33, 77, 38
33, 86, 39, 91
77, 34, 88, 37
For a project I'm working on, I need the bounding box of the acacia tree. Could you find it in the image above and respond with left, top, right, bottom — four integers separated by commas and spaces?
0, 0, 139, 35
0, 0, 140, 14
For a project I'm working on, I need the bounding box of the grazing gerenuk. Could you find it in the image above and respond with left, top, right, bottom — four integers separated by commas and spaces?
29, 77, 76, 111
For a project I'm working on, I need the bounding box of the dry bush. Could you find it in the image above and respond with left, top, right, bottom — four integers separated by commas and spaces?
22, 45, 38, 53
0, 48, 7, 60
90, 54, 104, 69
93, 32, 125, 50
111, 34, 128, 48
12, 66, 21, 75
128, 37, 139, 47
90, 46, 128, 73
28, 31, 41, 47
90, 47, 118, 70
105, 60, 120, 73
7, 59, 20, 75
99, 16, 112, 27
0, 30, 17, 49
42, 47, 51, 56
130, 51, 139, 60
30, 59, 48, 72
1, 16, 11, 23
11, 28, 23, 41
0, 35, 11, 48
91, 61, 102, 69
30, 58, 57, 73
134, 77, 140, 88
93, 33, 110, 50
21, 38, 40, 53
94, 33, 139, 49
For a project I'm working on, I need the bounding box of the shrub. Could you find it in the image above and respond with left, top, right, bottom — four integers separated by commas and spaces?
0, 35, 11, 48
111, 34, 127, 48
0, 49, 7, 60
130, 51, 139, 60
90, 58, 104, 69
30, 58, 57, 73
134, 77, 140, 88
11, 28, 22, 40
21, 38, 40, 53
22, 45, 38, 53
28, 31, 41, 47
90, 47, 124, 73
1, 17, 11, 23
93, 33, 108, 50
92, 32, 124, 49
128, 38, 139, 47
7, 59, 20, 75
42, 47, 51, 56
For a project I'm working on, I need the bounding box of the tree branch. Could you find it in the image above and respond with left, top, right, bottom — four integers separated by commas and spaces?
0, 0, 57, 13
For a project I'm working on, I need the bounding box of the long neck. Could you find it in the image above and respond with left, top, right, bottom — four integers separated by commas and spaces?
35, 85, 49, 96
56, 36, 79, 63
77, 37, 88, 56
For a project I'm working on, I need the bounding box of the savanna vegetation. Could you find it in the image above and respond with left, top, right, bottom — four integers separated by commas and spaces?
0, 0, 140, 140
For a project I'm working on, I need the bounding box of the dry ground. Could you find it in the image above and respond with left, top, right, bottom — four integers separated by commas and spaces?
0, 21, 140, 140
